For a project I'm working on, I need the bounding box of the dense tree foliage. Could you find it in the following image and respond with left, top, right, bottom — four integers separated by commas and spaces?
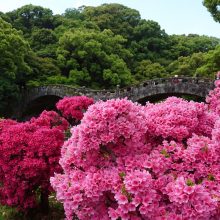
57, 28, 133, 88
0, 18, 30, 116
82, 4, 141, 39
203, 0, 220, 22
167, 45, 220, 78
168, 34, 219, 59
30, 28, 58, 58
5, 4, 55, 35
0, 2, 219, 115
134, 60, 167, 81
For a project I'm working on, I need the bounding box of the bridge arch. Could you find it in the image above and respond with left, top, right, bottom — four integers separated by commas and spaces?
118, 77, 214, 102
137, 93, 205, 104
21, 95, 62, 120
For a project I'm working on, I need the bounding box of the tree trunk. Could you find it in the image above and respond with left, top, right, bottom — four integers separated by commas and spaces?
40, 190, 49, 214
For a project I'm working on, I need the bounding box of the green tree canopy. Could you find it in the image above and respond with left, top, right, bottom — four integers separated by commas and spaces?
195, 45, 220, 77
82, 3, 141, 39
6, 4, 54, 35
167, 52, 207, 77
63, 7, 85, 20
134, 60, 167, 81
130, 19, 170, 64
30, 28, 58, 58
0, 18, 31, 116
25, 52, 61, 86
57, 28, 133, 88
168, 34, 219, 60
203, 0, 220, 22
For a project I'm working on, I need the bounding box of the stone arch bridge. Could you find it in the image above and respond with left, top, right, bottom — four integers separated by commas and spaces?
20, 77, 214, 118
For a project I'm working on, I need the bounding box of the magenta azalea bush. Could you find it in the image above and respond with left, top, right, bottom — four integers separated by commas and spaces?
51, 80, 220, 220
56, 96, 94, 124
0, 111, 69, 211
0, 95, 98, 214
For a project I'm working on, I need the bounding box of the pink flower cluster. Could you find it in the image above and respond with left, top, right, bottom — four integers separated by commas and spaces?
145, 97, 217, 140
56, 96, 94, 123
0, 111, 68, 211
51, 80, 220, 220
206, 79, 220, 115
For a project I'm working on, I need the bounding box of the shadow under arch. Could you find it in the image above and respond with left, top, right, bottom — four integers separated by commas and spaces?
137, 92, 206, 105
21, 95, 62, 121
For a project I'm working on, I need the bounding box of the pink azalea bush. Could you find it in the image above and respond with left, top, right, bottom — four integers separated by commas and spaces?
145, 97, 216, 140
206, 79, 220, 115
51, 78, 220, 220
56, 96, 94, 124
0, 111, 69, 212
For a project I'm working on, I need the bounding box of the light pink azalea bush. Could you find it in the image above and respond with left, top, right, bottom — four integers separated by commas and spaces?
206, 80, 220, 116
51, 79, 220, 220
